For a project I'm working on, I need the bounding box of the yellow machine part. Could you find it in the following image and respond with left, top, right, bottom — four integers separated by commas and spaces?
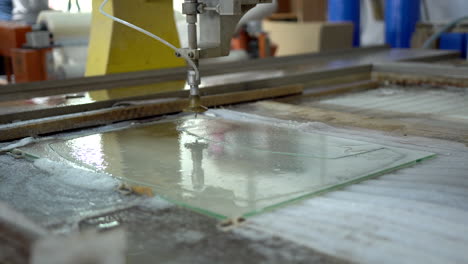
86, 0, 186, 100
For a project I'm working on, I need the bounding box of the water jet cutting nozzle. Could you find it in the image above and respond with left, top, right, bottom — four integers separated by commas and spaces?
184, 94, 208, 116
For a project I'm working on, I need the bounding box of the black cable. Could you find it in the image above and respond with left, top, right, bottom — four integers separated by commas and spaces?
76, 0, 81, 12
67, 0, 81, 12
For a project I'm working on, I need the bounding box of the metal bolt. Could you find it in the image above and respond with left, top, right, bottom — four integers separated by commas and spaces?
197, 3, 206, 13
188, 52, 194, 58
175, 52, 181, 57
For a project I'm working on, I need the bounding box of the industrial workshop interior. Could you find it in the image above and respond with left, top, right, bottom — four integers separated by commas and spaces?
1, 0, 468, 263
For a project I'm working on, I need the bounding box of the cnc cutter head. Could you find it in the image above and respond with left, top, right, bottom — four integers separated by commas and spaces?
184, 95, 208, 116
181, 0, 272, 114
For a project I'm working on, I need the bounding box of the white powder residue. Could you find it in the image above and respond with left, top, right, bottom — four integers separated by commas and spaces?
32, 229, 126, 264
33, 159, 119, 191
207, 109, 337, 133
0, 137, 37, 152
173, 230, 205, 244
0, 202, 48, 239
138, 196, 174, 211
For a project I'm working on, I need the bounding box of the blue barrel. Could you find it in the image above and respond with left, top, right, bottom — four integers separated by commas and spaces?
385, 0, 421, 48
466, 35, 468, 60
328, 0, 361, 47
0, 0, 13, 21
440, 33, 467, 59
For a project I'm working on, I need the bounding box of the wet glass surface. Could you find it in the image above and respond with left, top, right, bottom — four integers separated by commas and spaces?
21, 115, 434, 218
0, 81, 185, 117
0, 93, 95, 115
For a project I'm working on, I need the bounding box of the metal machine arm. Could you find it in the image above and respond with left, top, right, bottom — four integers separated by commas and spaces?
180, 0, 272, 113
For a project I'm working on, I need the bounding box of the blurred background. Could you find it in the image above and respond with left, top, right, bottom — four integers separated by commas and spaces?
1, 0, 468, 84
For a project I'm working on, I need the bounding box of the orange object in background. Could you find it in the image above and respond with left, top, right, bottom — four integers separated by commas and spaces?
231, 29, 277, 59
11, 48, 52, 83
258, 32, 277, 58
0, 22, 32, 83
231, 30, 250, 51
0, 22, 31, 57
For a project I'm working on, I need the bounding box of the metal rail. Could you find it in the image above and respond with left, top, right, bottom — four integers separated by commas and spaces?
0, 47, 457, 102
0, 85, 303, 141
373, 62, 468, 87
0, 66, 371, 124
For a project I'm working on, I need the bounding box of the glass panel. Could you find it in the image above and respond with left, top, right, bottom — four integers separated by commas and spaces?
21, 115, 435, 219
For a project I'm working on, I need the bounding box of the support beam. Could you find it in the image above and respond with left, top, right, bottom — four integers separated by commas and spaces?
0, 66, 369, 124
0, 85, 303, 141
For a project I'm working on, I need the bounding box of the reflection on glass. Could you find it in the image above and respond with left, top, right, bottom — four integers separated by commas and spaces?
61, 134, 107, 171
22, 115, 434, 219
184, 140, 208, 191
0, 93, 94, 116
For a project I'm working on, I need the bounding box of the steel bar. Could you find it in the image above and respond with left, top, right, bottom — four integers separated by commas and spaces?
0, 47, 457, 102
373, 62, 468, 78
277, 80, 379, 104
373, 63, 468, 87
0, 66, 370, 124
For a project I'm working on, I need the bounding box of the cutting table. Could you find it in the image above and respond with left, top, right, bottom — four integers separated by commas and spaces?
1, 47, 468, 264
